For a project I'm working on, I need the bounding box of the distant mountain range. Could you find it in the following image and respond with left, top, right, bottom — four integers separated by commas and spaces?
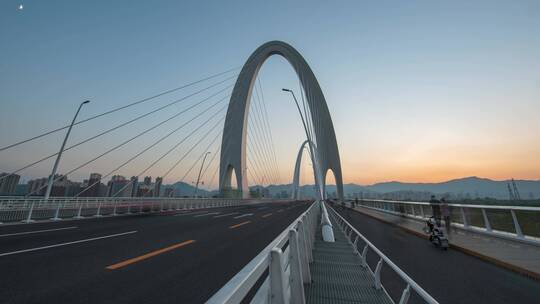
165, 177, 540, 200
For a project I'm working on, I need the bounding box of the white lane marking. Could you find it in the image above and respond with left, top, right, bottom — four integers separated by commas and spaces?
174, 211, 208, 217
0, 231, 137, 257
277, 209, 285, 213
213, 212, 239, 218
234, 213, 253, 219
194, 212, 220, 217
0, 226, 78, 237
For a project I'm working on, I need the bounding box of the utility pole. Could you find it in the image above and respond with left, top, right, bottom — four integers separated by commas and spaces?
45, 100, 90, 200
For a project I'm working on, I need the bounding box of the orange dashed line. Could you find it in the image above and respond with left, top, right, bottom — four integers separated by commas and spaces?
106, 240, 196, 270
229, 221, 251, 229
262, 213, 272, 218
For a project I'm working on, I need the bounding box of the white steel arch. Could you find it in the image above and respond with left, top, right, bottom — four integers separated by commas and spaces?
219, 41, 344, 200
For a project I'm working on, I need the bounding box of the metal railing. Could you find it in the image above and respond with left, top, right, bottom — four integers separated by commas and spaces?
353, 199, 540, 246
207, 201, 320, 304
0, 197, 277, 224
327, 203, 439, 304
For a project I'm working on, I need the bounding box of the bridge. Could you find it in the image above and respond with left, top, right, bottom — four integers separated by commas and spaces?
1, 41, 539, 304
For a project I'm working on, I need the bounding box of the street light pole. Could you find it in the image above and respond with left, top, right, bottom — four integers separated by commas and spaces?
44, 100, 90, 200
193, 152, 211, 198
282, 88, 323, 200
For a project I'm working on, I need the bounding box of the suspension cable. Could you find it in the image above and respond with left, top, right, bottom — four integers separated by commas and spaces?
29, 94, 230, 197
0, 66, 240, 152
0, 80, 235, 182
257, 78, 281, 184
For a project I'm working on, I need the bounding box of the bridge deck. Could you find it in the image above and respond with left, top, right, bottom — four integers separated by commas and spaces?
353, 205, 540, 279
305, 217, 392, 304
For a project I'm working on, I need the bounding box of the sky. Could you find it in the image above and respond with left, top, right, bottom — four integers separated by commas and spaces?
1, 0, 539, 189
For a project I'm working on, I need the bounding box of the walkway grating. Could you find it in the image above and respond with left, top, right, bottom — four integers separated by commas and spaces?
305, 217, 393, 304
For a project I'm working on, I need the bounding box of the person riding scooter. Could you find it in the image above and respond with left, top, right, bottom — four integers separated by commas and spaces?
425, 216, 449, 250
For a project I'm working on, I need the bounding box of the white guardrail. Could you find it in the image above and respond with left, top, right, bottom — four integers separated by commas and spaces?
207, 200, 320, 304
0, 197, 281, 224
352, 199, 540, 246
327, 203, 439, 304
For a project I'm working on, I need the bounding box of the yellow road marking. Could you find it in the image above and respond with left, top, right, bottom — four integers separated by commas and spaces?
229, 221, 251, 229
262, 213, 272, 218
106, 240, 196, 270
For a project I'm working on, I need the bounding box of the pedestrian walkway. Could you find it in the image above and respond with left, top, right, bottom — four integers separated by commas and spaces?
352, 205, 540, 280
305, 215, 392, 304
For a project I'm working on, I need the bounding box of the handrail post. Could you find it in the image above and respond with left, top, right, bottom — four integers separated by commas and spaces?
481, 208, 492, 231
297, 220, 312, 283
510, 210, 524, 238
112, 199, 118, 216
25, 199, 36, 223
288, 229, 306, 304
360, 244, 368, 267
302, 215, 314, 262
269, 248, 286, 304
52, 199, 62, 221
374, 258, 383, 290
461, 207, 469, 227
352, 235, 359, 255
75, 200, 84, 219
95, 200, 103, 217
399, 284, 411, 304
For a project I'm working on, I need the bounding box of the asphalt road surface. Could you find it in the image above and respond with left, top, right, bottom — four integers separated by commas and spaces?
331, 204, 540, 304
0, 201, 310, 304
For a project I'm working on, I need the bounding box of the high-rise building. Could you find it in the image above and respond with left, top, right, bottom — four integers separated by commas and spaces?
106, 175, 130, 197
27, 177, 48, 196
154, 177, 163, 197
0, 173, 20, 195
130, 176, 139, 197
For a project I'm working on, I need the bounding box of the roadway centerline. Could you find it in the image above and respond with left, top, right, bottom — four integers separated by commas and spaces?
262, 213, 272, 218
229, 221, 251, 229
106, 240, 196, 270
0, 231, 137, 257
0, 226, 78, 237
194, 212, 220, 217
233, 213, 253, 219
213, 212, 239, 218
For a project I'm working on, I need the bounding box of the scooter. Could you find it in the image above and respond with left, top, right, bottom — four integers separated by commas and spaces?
424, 216, 449, 250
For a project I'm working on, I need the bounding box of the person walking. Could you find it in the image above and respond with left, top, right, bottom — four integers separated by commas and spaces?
441, 198, 451, 235
429, 195, 441, 227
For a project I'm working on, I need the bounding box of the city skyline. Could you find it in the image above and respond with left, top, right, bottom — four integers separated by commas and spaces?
1, 1, 539, 187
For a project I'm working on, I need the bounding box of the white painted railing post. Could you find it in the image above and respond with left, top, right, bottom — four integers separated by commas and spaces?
297, 220, 312, 283
360, 244, 368, 267
25, 199, 36, 223
269, 248, 286, 304
112, 199, 118, 216
75, 200, 84, 219
374, 258, 383, 290
461, 207, 469, 227
95, 201, 103, 217
52, 199, 62, 221
302, 215, 313, 262
510, 210, 524, 238
399, 284, 411, 304
288, 229, 306, 304
481, 208, 492, 231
